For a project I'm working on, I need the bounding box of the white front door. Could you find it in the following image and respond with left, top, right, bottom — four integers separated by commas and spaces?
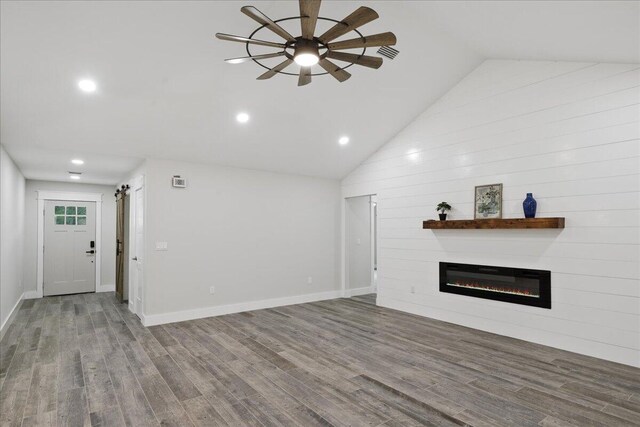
44, 201, 96, 296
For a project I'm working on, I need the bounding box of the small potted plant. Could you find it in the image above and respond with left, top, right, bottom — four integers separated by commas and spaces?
436, 202, 452, 220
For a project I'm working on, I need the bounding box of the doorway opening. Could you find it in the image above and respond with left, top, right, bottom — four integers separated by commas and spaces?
345, 194, 377, 298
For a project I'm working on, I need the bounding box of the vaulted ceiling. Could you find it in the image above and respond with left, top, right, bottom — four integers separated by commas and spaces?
1, 1, 638, 184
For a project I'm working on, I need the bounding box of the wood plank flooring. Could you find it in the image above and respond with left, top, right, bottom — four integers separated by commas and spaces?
1, 292, 639, 426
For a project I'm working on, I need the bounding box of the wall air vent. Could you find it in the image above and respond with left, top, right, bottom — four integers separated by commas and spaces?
172, 175, 186, 188
377, 46, 399, 60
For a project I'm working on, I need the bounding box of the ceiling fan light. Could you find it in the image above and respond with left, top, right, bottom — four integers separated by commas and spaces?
293, 42, 320, 67
294, 52, 319, 67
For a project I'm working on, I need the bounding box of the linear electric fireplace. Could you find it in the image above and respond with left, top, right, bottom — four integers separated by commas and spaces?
440, 262, 551, 309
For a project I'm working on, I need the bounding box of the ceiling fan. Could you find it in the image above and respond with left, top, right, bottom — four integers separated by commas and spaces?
215, 0, 397, 86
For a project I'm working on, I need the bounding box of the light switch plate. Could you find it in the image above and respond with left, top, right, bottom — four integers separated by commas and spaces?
155, 242, 168, 251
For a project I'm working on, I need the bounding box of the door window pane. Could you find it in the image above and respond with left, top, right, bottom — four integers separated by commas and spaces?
66, 206, 76, 215
66, 216, 76, 225
55, 206, 65, 215
77, 207, 87, 215
55, 216, 65, 225
77, 216, 87, 225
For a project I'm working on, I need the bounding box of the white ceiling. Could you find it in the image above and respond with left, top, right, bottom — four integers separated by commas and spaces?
6, 145, 142, 186
422, 1, 640, 64
1, 1, 638, 184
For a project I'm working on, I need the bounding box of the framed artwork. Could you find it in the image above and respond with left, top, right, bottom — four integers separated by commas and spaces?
474, 183, 503, 219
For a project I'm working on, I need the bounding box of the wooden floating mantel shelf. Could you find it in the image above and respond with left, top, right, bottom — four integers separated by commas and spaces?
423, 217, 565, 230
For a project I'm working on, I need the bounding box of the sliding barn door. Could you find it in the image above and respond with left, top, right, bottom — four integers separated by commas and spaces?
115, 191, 126, 302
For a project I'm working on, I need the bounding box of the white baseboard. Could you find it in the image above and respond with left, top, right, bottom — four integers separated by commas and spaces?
0, 293, 24, 341
96, 284, 115, 293
343, 286, 376, 298
24, 290, 40, 299
142, 289, 343, 327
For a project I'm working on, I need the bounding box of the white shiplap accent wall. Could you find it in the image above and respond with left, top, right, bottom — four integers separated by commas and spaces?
342, 60, 640, 367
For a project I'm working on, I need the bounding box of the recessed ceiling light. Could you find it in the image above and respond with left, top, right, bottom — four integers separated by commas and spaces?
71, 159, 84, 165
78, 79, 97, 93
236, 112, 250, 123
406, 149, 420, 162
69, 175, 81, 180
338, 136, 350, 145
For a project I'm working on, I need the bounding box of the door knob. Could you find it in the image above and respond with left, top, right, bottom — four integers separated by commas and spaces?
86, 250, 95, 254
132, 256, 138, 261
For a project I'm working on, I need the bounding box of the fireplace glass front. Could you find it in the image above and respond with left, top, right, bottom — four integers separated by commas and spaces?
440, 262, 551, 308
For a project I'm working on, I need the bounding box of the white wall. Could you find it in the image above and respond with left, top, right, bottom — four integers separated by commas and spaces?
346, 195, 372, 291
342, 60, 640, 367
23, 180, 117, 294
141, 159, 341, 323
0, 145, 25, 331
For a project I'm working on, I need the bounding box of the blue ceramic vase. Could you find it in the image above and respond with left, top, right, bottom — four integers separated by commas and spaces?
523, 193, 537, 218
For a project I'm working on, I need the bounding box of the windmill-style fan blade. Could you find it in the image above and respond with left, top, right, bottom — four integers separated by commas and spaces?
327, 32, 396, 50
216, 33, 286, 49
326, 51, 382, 69
298, 67, 312, 86
241, 6, 296, 42
318, 58, 351, 82
225, 52, 285, 64
257, 58, 294, 80
318, 6, 378, 43
299, 0, 321, 40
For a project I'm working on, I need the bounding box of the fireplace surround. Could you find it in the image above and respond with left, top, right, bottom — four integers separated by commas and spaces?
440, 262, 551, 308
